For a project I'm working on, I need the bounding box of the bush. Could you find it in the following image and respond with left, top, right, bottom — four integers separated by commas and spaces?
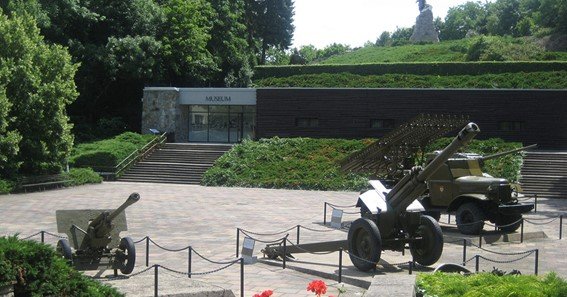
0, 179, 13, 194
70, 132, 155, 169
426, 138, 524, 182
63, 168, 103, 186
0, 236, 122, 296
417, 272, 567, 297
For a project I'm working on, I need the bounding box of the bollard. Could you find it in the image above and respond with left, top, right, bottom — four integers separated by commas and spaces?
297, 225, 301, 245
154, 265, 159, 297
520, 218, 524, 243
240, 258, 244, 297
146, 236, 150, 267
40, 231, 45, 243
324, 203, 327, 225
534, 194, 538, 213
338, 248, 343, 283
475, 255, 479, 272
236, 228, 240, 258
409, 261, 413, 275
188, 247, 192, 278
479, 234, 482, 249
535, 249, 539, 275
462, 239, 467, 266
283, 238, 287, 270
560, 215, 563, 240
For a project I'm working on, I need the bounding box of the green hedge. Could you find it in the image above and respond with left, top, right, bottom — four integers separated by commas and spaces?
417, 272, 567, 297
70, 132, 155, 169
0, 236, 122, 296
63, 168, 103, 186
254, 71, 567, 89
253, 61, 567, 80
0, 179, 13, 195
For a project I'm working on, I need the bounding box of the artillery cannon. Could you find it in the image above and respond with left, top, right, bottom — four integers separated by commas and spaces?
420, 144, 536, 235
55, 193, 140, 274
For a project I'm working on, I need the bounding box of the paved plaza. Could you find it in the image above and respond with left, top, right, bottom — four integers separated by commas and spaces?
1, 182, 566, 296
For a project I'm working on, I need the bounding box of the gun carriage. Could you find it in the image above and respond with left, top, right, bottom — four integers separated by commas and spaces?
55, 193, 140, 275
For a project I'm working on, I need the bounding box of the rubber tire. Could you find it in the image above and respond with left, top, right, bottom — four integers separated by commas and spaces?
410, 215, 444, 266
423, 210, 441, 222
117, 237, 136, 274
56, 239, 73, 262
347, 218, 382, 272
498, 214, 522, 233
456, 203, 485, 235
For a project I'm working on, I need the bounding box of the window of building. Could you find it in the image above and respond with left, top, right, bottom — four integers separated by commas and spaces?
371, 119, 395, 129
296, 117, 319, 128
499, 121, 523, 131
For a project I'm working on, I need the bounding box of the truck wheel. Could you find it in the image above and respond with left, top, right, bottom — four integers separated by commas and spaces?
498, 214, 522, 233
410, 215, 443, 266
56, 239, 73, 262
117, 237, 136, 274
348, 218, 382, 272
456, 203, 485, 235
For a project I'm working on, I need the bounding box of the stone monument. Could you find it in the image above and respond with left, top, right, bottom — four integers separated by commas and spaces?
410, 0, 439, 43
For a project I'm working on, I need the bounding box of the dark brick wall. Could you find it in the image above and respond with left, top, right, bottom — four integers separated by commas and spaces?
256, 88, 567, 149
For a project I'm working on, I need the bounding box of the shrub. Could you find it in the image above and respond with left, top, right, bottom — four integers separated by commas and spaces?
63, 168, 103, 186
0, 179, 13, 194
0, 236, 122, 296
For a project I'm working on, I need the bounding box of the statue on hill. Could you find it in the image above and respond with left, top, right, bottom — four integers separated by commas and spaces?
410, 0, 439, 43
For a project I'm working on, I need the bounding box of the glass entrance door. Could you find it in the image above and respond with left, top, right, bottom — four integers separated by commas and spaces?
188, 105, 255, 143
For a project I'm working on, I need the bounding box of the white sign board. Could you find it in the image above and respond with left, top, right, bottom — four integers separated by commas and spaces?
179, 88, 256, 106
330, 209, 344, 229
241, 237, 257, 264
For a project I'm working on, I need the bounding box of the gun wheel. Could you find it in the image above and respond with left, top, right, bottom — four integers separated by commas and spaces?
410, 215, 443, 266
56, 239, 73, 262
347, 218, 381, 272
116, 237, 136, 274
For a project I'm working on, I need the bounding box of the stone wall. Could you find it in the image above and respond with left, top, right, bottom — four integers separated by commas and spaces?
141, 88, 182, 141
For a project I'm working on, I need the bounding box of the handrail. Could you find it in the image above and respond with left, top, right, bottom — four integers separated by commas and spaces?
114, 132, 168, 177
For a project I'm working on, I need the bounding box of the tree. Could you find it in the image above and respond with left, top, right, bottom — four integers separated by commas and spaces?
0, 12, 78, 175
298, 45, 318, 63
376, 31, 392, 46
441, 2, 488, 40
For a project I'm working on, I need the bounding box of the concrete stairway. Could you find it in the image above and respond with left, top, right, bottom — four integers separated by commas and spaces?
520, 151, 567, 199
117, 143, 232, 184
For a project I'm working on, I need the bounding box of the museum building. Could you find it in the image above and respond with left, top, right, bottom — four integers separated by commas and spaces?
141, 87, 567, 149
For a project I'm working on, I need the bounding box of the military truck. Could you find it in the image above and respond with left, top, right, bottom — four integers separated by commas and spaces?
419, 145, 536, 235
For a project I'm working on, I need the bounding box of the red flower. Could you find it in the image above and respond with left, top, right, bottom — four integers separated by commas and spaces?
307, 280, 327, 296
252, 290, 273, 297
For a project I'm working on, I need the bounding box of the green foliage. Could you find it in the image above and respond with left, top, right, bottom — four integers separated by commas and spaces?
63, 168, 102, 186
416, 272, 567, 297
70, 132, 155, 169
426, 138, 524, 182
254, 71, 567, 89
202, 137, 371, 191
0, 12, 78, 177
0, 179, 13, 194
465, 36, 547, 61
0, 236, 122, 296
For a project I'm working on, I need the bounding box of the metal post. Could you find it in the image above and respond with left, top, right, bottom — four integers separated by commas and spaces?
338, 248, 343, 283
240, 258, 244, 297
154, 265, 159, 297
40, 231, 45, 243
297, 225, 300, 245
409, 261, 413, 275
402, 244, 405, 256
283, 238, 287, 269
236, 228, 240, 258
475, 255, 480, 273
479, 234, 482, 249
534, 194, 538, 213
188, 247, 192, 278
521, 219, 524, 243
560, 215, 563, 240
462, 239, 467, 266
448, 214, 451, 224
535, 249, 539, 275
146, 236, 150, 267
324, 203, 327, 225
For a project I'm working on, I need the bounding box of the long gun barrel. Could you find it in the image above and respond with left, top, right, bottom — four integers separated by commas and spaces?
387, 123, 480, 212
480, 144, 537, 162
107, 192, 140, 222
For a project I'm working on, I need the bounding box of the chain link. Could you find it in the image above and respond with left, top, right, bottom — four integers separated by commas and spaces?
299, 225, 336, 232
148, 238, 190, 252
133, 236, 148, 244
280, 238, 337, 255
478, 251, 535, 264
191, 248, 243, 265
326, 203, 356, 209
524, 217, 560, 225
239, 226, 296, 236
239, 230, 288, 244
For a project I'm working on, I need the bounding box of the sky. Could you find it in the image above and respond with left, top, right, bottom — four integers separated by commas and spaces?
292, 0, 491, 49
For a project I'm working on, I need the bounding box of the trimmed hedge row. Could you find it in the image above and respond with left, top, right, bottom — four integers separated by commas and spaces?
253, 61, 567, 80
0, 236, 122, 296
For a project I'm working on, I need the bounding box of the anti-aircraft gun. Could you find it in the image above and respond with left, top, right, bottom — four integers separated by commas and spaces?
420, 144, 536, 235
347, 122, 479, 271
55, 193, 140, 275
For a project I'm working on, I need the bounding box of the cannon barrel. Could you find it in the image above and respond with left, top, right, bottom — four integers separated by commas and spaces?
107, 192, 140, 222
387, 123, 479, 211
480, 144, 537, 162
